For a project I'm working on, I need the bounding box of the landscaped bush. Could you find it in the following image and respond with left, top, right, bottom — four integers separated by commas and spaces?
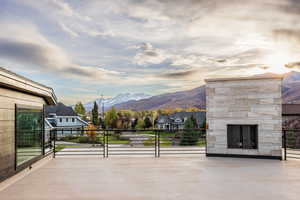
286, 131, 300, 149
180, 131, 199, 146
60, 135, 79, 142
180, 115, 199, 146
78, 136, 90, 143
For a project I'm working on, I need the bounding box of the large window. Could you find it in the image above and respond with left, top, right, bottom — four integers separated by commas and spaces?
227, 125, 258, 149
16, 105, 44, 167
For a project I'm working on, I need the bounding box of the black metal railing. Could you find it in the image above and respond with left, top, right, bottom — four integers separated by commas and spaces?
50, 128, 207, 158
283, 129, 300, 160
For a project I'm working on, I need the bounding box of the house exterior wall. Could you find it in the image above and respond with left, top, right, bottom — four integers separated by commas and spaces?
206, 77, 282, 159
0, 87, 46, 181
52, 116, 87, 137
55, 116, 86, 127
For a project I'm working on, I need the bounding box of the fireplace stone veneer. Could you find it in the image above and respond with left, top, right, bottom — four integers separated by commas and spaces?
205, 75, 283, 159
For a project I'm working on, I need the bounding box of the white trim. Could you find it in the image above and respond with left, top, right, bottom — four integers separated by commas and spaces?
77, 117, 89, 125
45, 119, 54, 129
56, 116, 78, 118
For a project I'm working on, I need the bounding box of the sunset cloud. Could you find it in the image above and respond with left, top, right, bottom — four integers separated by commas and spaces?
0, 22, 119, 82
1, 0, 300, 104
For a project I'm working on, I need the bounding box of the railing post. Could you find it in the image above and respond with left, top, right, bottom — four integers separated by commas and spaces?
158, 131, 160, 157
283, 130, 287, 161
42, 105, 45, 156
53, 129, 56, 158
42, 129, 45, 155
205, 128, 207, 156
106, 130, 109, 158
103, 130, 106, 158
155, 130, 157, 157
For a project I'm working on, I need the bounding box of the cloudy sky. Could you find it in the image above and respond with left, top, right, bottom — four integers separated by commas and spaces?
1, 0, 300, 104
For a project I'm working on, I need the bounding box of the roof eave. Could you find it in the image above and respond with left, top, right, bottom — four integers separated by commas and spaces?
0, 67, 57, 105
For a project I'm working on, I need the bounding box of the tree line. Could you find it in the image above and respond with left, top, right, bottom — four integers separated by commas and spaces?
74, 101, 205, 129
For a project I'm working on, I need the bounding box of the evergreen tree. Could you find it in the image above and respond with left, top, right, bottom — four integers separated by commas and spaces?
131, 118, 138, 129
144, 117, 153, 129
180, 115, 198, 146
92, 102, 99, 125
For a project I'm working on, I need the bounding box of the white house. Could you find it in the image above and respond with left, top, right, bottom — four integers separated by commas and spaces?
45, 103, 88, 137
205, 75, 283, 160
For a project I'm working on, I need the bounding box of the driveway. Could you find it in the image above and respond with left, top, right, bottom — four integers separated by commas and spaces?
0, 156, 300, 200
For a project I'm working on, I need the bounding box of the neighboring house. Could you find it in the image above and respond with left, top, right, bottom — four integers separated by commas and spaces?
156, 112, 206, 130
45, 102, 88, 136
282, 104, 300, 129
0, 67, 57, 182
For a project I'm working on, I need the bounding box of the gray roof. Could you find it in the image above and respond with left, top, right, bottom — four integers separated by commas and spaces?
45, 102, 78, 117
157, 115, 172, 124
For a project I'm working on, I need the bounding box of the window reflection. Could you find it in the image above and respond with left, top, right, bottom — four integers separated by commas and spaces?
16, 106, 43, 166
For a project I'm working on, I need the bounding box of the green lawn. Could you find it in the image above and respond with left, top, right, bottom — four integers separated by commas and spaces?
196, 139, 206, 147
107, 136, 130, 144
57, 133, 205, 147
55, 144, 78, 152
60, 135, 130, 145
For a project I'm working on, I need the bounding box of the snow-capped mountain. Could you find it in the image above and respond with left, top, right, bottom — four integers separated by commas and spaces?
83, 93, 151, 112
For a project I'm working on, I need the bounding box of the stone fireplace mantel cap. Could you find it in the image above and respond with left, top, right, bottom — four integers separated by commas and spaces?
205, 74, 284, 83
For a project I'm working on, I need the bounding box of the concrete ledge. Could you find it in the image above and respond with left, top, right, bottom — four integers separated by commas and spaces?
0, 153, 53, 192
205, 75, 283, 83
206, 153, 282, 160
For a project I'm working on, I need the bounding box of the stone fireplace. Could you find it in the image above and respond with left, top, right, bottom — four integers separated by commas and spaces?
205, 75, 283, 159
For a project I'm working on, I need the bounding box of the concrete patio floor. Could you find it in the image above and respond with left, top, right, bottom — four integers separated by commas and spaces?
1, 156, 300, 200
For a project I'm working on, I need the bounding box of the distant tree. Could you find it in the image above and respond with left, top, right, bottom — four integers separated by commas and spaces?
82, 115, 88, 122
157, 109, 163, 115
135, 118, 145, 129
99, 117, 105, 129
161, 108, 173, 115
87, 123, 97, 145
200, 119, 206, 129
116, 110, 133, 129
148, 110, 158, 128
144, 116, 153, 129
74, 102, 86, 115
174, 107, 183, 113
131, 118, 138, 129
91, 102, 99, 126
104, 107, 118, 128
180, 115, 199, 146
186, 107, 201, 112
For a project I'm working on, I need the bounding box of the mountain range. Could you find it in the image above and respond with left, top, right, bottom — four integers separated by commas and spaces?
83, 93, 151, 112
114, 86, 206, 110
83, 71, 300, 112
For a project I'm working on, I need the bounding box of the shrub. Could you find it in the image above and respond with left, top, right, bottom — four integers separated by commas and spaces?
180, 115, 199, 146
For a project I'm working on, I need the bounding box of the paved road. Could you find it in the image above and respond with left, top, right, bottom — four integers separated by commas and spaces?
1, 156, 300, 200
